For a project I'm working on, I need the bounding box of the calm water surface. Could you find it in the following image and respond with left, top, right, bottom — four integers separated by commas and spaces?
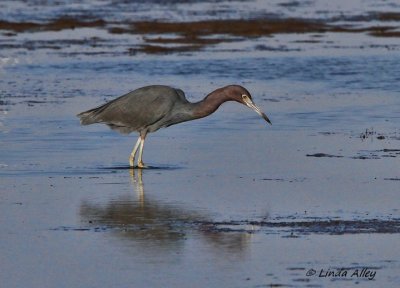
1, 1, 400, 287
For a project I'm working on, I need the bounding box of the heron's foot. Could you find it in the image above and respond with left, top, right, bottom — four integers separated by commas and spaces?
137, 161, 147, 169
129, 156, 135, 167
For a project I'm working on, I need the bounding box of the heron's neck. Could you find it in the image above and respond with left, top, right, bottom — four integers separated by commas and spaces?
192, 89, 231, 119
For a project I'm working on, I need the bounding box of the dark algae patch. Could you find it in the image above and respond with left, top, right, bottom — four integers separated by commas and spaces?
1, 13, 399, 54
2, 12, 395, 36
58, 217, 400, 237
198, 218, 400, 235
307, 150, 400, 160
0, 17, 106, 33
115, 18, 331, 36
306, 153, 344, 158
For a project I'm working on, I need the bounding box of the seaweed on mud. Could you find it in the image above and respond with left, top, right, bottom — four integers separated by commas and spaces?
61, 217, 400, 237
1, 13, 399, 54
306, 153, 344, 158
0, 18, 106, 33
198, 218, 400, 235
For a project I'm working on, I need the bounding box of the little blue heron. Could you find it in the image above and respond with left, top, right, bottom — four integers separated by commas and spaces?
77, 85, 271, 168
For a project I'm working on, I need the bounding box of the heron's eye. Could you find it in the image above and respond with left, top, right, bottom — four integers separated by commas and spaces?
242, 94, 250, 102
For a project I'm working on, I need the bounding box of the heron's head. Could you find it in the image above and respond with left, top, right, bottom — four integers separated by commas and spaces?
226, 85, 272, 125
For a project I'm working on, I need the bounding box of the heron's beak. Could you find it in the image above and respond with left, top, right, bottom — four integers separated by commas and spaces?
243, 97, 272, 125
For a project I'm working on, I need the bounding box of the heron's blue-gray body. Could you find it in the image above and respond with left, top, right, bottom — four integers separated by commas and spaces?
79, 85, 197, 135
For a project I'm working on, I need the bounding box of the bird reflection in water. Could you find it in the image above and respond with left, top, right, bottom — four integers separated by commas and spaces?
80, 169, 253, 254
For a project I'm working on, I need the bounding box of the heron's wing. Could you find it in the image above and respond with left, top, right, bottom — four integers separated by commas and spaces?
174, 88, 187, 101
77, 85, 179, 134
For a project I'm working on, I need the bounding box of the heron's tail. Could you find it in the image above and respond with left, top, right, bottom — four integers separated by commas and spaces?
76, 104, 108, 125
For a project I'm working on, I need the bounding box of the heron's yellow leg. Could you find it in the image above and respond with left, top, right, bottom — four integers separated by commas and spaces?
137, 136, 146, 168
129, 136, 142, 167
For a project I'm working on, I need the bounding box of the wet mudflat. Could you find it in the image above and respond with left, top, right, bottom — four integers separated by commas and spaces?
1, 0, 400, 287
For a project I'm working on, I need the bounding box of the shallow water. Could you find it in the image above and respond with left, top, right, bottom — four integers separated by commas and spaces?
1, 1, 400, 287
